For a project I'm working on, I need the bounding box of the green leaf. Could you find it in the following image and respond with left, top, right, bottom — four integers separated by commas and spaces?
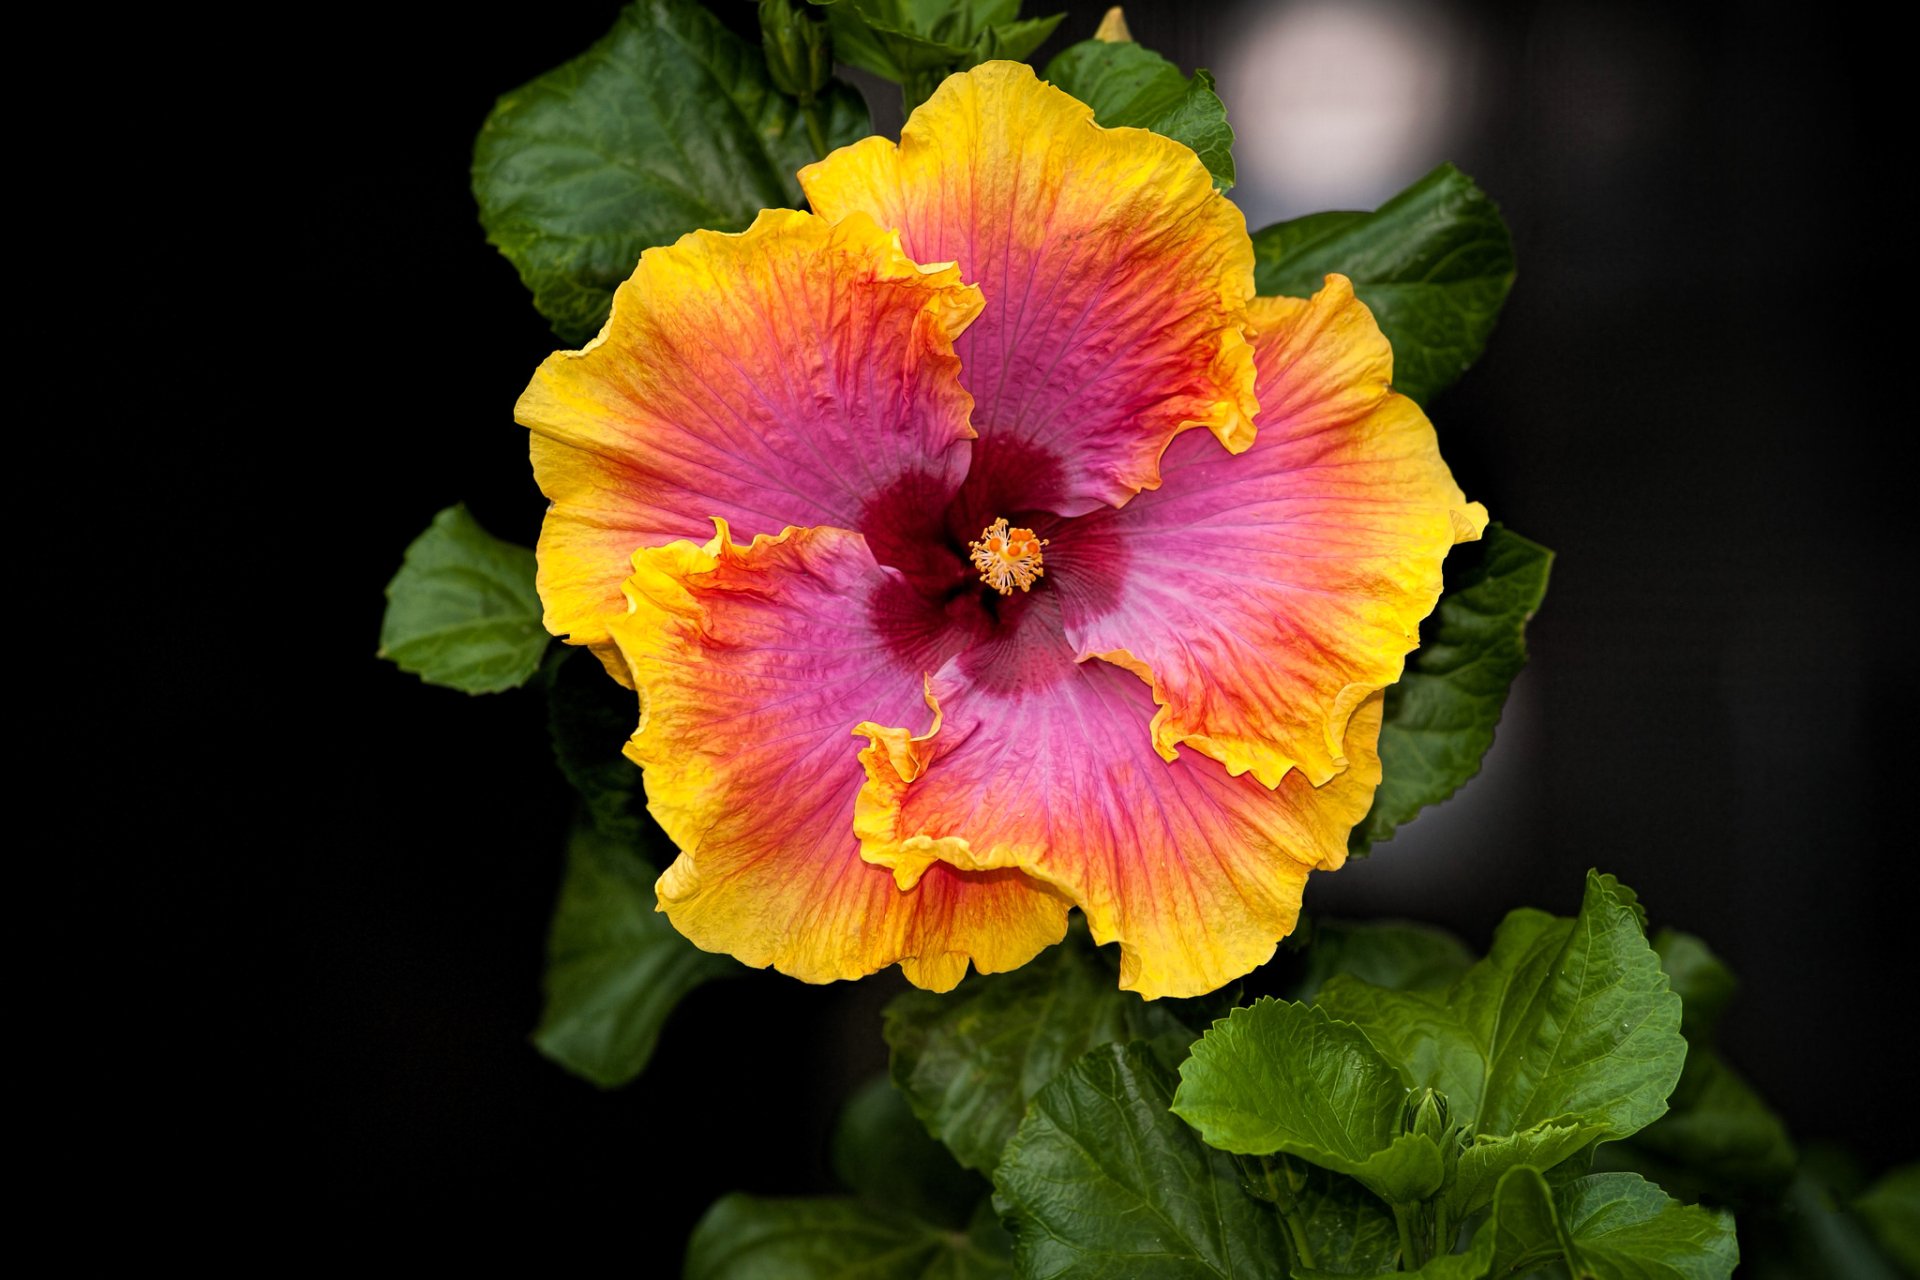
694, 1074, 1011, 1279
1044, 39, 1234, 189
545, 648, 645, 844
684, 1194, 1012, 1280
1255, 1161, 1401, 1277
1482, 1166, 1578, 1275
994, 1043, 1285, 1279
1353, 524, 1552, 852
965, 13, 1060, 63
1546, 1171, 1740, 1278
378, 504, 546, 693
1448, 1121, 1597, 1225
1618, 929, 1795, 1195
1291, 919, 1475, 1002
1858, 1164, 1920, 1274
833, 1076, 990, 1230
531, 823, 733, 1088
811, 0, 1064, 110
1316, 872, 1686, 1153
1174, 999, 1446, 1206
884, 934, 1191, 1173
819, 4, 969, 81
1631, 1050, 1796, 1194
1420, 1168, 1735, 1279
1251, 163, 1516, 406
1654, 929, 1737, 1040
473, 0, 870, 345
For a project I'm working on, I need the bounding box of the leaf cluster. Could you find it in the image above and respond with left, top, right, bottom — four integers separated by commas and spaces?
685, 872, 1776, 1278
474, 0, 870, 346
811, 0, 1062, 111
1045, 32, 1234, 189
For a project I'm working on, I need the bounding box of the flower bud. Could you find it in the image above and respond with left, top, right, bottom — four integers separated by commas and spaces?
759, 0, 833, 104
1401, 1086, 1451, 1145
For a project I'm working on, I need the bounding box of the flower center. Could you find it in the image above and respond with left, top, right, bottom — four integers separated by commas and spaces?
968, 518, 1048, 595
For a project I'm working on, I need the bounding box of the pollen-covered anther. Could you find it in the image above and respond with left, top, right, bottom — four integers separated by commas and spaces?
969, 518, 1049, 595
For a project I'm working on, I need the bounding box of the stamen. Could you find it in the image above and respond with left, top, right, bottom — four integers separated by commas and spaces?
968, 518, 1049, 595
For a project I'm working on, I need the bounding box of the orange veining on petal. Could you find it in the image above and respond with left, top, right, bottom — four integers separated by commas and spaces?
852, 625, 1391, 1000
799, 61, 1259, 513
1052, 277, 1487, 791
611, 520, 1070, 990
516, 208, 984, 653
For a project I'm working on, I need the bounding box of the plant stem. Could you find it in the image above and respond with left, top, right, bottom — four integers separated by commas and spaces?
1394, 1204, 1421, 1270
1252, 1157, 1316, 1271
1283, 1210, 1318, 1271
802, 99, 830, 160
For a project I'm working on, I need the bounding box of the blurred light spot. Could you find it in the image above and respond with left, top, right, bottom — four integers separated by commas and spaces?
1223, 0, 1478, 225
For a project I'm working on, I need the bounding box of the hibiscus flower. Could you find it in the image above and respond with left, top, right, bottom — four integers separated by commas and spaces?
515, 62, 1485, 999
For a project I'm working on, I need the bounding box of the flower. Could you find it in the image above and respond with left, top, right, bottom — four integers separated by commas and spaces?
516, 62, 1485, 998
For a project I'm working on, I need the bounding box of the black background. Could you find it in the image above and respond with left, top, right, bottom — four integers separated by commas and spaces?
180, 0, 1911, 1227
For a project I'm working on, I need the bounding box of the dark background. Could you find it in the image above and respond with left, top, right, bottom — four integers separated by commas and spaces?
208, 0, 1910, 1223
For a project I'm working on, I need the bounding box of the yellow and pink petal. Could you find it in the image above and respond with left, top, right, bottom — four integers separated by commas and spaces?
610, 520, 1069, 990
517, 208, 985, 655
854, 591, 1385, 1000
800, 61, 1259, 521
1049, 277, 1488, 789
